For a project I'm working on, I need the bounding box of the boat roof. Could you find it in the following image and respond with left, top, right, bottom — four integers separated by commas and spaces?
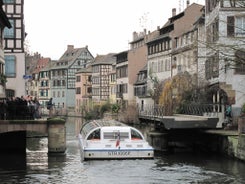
80, 119, 127, 136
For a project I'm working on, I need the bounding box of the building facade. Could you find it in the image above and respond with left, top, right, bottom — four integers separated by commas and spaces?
75, 67, 92, 113
50, 45, 93, 109
91, 53, 116, 105
205, 0, 245, 117
115, 51, 128, 105
3, 0, 25, 97
36, 58, 51, 106
0, 0, 11, 98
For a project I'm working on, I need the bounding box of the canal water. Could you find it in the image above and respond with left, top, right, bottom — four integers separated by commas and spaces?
0, 117, 245, 184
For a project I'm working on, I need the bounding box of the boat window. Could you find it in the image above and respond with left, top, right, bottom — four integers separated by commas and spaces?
120, 132, 129, 139
131, 129, 143, 140
103, 132, 129, 139
87, 129, 100, 140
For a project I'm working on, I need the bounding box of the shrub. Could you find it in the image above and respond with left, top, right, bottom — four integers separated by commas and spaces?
241, 103, 245, 116
111, 104, 120, 113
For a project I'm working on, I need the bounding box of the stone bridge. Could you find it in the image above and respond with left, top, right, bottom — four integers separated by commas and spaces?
0, 118, 66, 154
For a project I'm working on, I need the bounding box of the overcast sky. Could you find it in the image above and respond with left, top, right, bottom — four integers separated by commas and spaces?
24, 0, 205, 60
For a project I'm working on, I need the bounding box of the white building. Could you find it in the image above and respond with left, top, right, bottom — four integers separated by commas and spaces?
0, 0, 11, 98
3, 0, 26, 97
205, 0, 245, 117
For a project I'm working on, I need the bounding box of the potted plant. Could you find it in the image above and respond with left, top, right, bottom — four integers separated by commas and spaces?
0, 73, 7, 85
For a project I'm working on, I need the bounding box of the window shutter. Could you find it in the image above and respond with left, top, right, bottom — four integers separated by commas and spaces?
227, 16, 235, 37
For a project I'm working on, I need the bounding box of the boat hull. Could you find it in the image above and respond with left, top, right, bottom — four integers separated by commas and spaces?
82, 148, 154, 160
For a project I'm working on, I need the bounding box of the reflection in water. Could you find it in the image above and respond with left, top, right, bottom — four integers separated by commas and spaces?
0, 117, 244, 184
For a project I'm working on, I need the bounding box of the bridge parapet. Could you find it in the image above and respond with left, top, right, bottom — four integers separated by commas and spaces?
0, 118, 66, 154
0, 119, 47, 134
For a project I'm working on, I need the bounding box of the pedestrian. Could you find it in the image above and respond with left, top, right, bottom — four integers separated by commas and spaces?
224, 103, 232, 128
33, 97, 41, 119
225, 104, 232, 118
47, 98, 54, 117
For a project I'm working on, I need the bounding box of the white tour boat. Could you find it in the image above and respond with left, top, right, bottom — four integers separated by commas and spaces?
78, 119, 154, 160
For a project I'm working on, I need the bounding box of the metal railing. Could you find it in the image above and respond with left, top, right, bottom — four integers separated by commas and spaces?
179, 103, 222, 116
138, 103, 222, 119
138, 104, 167, 117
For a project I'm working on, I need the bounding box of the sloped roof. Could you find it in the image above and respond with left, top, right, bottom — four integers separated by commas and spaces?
40, 60, 57, 72
50, 46, 93, 70
159, 3, 204, 37
32, 58, 51, 74
91, 53, 116, 66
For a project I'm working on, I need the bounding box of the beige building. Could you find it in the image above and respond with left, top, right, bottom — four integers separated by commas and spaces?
171, 3, 204, 77
91, 53, 116, 105
75, 67, 92, 113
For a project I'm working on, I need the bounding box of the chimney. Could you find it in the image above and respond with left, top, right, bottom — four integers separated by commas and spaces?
133, 31, 137, 40
67, 45, 74, 51
172, 8, 176, 16
186, 0, 190, 7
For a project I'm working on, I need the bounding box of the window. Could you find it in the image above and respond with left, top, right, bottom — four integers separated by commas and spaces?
116, 65, 128, 78
76, 87, 81, 94
88, 129, 100, 140
103, 132, 128, 139
227, 16, 235, 37
76, 76, 81, 82
116, 84, 128, 94
131, 129, 143, 140
227, 16, 245, 37
235, 50, 245, 74
5, 55, 16, 77
205, 53, 219, 80
3, 0, 15, 3
4, 19, 14, 38
236, 16, 245, 37
5, 89, 15, 97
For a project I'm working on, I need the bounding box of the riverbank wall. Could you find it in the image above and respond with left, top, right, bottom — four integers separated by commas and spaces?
203, 130, 245, 162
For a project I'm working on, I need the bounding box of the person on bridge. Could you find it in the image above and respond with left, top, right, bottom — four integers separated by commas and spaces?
224, 104, 232, 128
47, 98, 54, 117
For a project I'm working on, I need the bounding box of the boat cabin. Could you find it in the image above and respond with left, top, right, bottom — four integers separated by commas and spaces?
80, 120, 144, 142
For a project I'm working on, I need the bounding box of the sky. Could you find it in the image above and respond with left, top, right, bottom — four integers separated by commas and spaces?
24, 0, 205, 60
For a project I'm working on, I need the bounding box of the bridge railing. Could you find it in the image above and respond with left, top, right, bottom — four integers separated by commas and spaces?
138, 104, 167, 117
0, 102, 68, 120
138, 103, 222, 119
179, 103, 222, 116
